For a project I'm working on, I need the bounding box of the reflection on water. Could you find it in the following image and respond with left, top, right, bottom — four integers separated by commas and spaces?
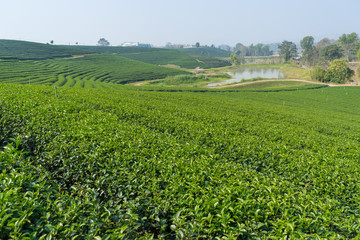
208, 68, 284, 87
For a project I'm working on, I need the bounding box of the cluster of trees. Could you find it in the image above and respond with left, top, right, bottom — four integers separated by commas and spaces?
311, 59, 354, 83
300, 32, 359, 67
98, 38, 110, 46
278, 41, 297, 62
276, 33, 359, 84
230, 43, 273, 65
234, 43, 273, 57
300, 33, 360, 84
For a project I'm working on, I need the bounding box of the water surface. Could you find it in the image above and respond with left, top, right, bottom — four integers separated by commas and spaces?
208, 67, 284, 87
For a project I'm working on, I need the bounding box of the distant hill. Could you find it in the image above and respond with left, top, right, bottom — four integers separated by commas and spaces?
177, 47, 231, 68
70, 46, 208, 69
177, 47, 231, 58
0, 39, 91, 60
69, 45, 231, 69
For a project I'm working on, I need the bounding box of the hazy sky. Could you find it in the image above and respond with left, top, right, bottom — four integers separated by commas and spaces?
1, 0, 359, 46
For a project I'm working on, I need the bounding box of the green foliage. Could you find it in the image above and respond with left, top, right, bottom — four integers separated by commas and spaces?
0, 54, 187, 86
71, 46, 231, 69
230, 80, 323, 90
230, 53, 243, 65
311, 66, 328, 82
300, 36, 314, 55
338, 32, 358, 45
1, 83, 360, 238
320, 44, 344, 62
311, 59, 354, 83
300, 36, 316, 66
325, 58, 354, 83
357, 49, 360, 61
71, 46, 213, 69
97, 38, 110, 46
148, 74, 231, 86
0, 139, 128, 239
0, 39, 90, 60
234, 43, 273, 57
278, 41, 297, 62
177, 47, 231, 58
338, 32, 359, 61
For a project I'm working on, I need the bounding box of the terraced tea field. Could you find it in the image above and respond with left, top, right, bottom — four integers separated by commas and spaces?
1, 83, 360, 239
0, 39, 90, 60
0, 54, 187, 87
71, 45, 231, 69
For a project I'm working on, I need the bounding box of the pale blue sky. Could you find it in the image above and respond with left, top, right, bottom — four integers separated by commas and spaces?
1, 0, 359, 46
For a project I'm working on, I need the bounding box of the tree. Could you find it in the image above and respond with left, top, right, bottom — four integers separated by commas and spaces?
98, 38, 110, 46
230, 53, 243, 65
321, 44, 343, 62
338, 32, 359, 61
317, 38, 332, 48
300, 36, 314, 55
325, 59, 354, 83
357, 49, 360, 61
300, 36, 315, 66
195, 42, 200, 48
278, 40, 297, 62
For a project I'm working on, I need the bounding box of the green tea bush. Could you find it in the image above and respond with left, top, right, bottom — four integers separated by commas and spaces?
1, 83, 360, 238
0, 139, 129, 239
0, 55, 186, 87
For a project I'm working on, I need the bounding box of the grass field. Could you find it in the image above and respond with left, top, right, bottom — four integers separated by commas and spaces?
1, 82, 360, 239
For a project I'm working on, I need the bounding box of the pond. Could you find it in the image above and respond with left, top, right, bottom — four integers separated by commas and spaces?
207, 67, 285, 87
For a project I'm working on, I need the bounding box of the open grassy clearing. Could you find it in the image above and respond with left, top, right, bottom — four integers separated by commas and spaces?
1, 83, 360, 238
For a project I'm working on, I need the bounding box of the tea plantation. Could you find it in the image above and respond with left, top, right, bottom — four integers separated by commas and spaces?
0, 40, 90, 60
0, 54, 187, 86
1, 82, 360, 239
70, 46, 231, 69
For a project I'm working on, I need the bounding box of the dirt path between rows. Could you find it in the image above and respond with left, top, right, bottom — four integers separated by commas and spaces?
64, 54, 94, 59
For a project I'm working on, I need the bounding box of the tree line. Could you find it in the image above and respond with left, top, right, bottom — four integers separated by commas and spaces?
231, 33, 360, 84
298, 33, 359, 84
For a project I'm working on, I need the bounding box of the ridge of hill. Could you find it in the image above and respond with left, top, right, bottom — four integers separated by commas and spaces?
177, 47, 231, 58
0, 54, 187, 86
68, 45, 231, 69
0, 39, 91, 60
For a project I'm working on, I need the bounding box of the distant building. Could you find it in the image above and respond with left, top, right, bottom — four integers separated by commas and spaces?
121, 42, 151, 48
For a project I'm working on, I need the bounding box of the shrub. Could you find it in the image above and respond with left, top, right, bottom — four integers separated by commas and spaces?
325, 58, 354, 83
311, 66, 328, 82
